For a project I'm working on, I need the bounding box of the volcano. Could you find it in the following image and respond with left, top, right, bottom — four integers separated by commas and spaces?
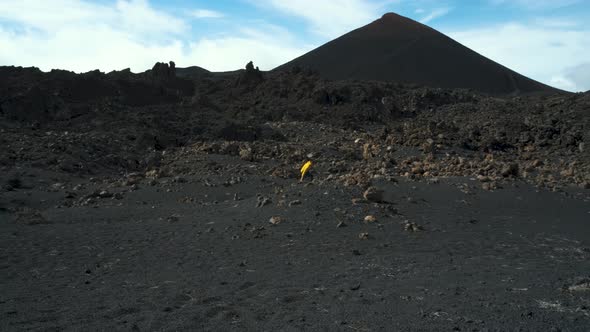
276, 13, 558, 94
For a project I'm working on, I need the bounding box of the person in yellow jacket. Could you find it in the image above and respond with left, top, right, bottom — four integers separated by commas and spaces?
300, 160, 313, 182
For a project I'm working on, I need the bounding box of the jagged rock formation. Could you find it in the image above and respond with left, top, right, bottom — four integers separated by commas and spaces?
235, 61, 264, 87
151, 61, 176, 80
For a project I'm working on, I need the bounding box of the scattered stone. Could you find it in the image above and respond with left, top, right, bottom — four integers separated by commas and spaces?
352, 198, 369, 204
427, 177, 440, 184
172, 176, 187, 183
411, 165, 424, 175
256, 196, 272, 208
421, 138, 435, 153
98, 190, 112, 198
362, 143, 378, 160
364, 215, 377, 223
51, 183, 65, 191
482, 181, 499, 191
565, 277, 590, 292
239, 147, 254, 161
358, 232, 370, 240
349, 283, 361, 291
145, 170, 162, 179
501, 163, 519, 177
336, 221, 347, 228
15, 209, 50, 225
166, 215, 180, 223
404, 221, 423, 232
288, 200, 302, 207
363, 186, 384, 203
561, 168, 575, 177
80, 198, 95, 206
269, 216, 283, 225
223, 176, 243, 187
477, 175, 491, 182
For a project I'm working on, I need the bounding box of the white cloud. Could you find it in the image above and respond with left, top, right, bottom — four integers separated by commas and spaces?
0, 0, 187, 35
533, 17, 581, 28
185, 23, 312, 71
562, 63, 590, 92
186, 34, 307, 71
419, 8, 451, 24
0, 0, 308, 73
448, 21, 590, 92
190, 9, 224, 19
254, 0, 394, 39
490, 0, 582, 10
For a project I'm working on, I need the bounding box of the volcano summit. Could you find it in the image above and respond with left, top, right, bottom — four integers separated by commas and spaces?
277, 13, 558, 94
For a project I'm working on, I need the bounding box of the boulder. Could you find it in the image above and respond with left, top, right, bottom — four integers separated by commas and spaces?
501, 163, 519, 177
363, 186, 384, 203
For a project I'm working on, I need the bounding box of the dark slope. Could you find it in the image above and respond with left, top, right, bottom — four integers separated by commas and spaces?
275, 13, 560, 94
175, 66, 211, 79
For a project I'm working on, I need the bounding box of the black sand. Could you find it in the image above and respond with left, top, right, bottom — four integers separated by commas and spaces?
1, 154, 589, 331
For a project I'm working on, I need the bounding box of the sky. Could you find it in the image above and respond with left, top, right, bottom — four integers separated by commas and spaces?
0, 0, 589, 92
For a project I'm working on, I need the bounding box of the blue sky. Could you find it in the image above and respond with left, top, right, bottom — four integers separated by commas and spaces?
0, 0, 589, 91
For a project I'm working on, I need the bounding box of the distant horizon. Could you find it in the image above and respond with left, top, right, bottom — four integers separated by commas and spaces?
1, 0, 589, 92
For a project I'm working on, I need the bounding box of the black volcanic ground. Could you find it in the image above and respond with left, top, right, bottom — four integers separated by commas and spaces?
1, 13, 589, 331
276, 13, 558, 94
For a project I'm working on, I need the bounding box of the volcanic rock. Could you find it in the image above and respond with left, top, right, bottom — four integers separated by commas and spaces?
501, 163, 519, 177
151, 61, 176, 79
236, 61, 263, 86
1, 86, 62, 122
239, 146, 254, 161
269, 216, 283, 225
256, 196, 272, 208
363, 186, 384, 203
364, 215, 377, 223
404, 221, 423, 232
15, 209, 49, 225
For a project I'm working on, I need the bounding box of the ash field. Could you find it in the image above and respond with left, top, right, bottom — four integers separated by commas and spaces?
1, 13, 589, 331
